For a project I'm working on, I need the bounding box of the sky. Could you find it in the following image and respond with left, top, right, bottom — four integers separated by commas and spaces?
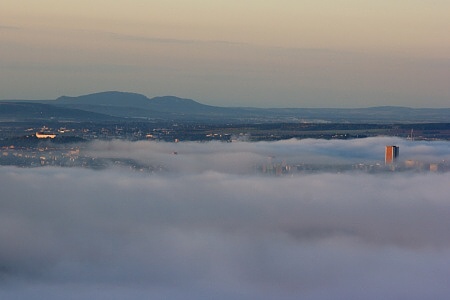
1, 137, 450, 299
1, 1, 449, 107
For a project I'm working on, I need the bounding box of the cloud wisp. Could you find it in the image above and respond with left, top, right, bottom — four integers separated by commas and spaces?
0, 25, 21, 30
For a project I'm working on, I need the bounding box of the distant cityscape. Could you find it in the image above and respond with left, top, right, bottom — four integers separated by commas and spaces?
1, 123, 449, 174
2, 92, 450, 172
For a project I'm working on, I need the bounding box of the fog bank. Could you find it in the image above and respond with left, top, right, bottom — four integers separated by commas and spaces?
1, 151, 450, 299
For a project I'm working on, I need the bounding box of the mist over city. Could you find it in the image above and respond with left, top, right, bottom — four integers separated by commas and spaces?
83, 137, 450, 173
2, 0, 450, 298
1, 137, 450, 299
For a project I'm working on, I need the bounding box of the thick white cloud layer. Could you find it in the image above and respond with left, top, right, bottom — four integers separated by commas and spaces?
1, 138, 450, 299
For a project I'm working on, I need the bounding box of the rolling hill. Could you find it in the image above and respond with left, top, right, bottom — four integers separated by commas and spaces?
1, 91, 449, 123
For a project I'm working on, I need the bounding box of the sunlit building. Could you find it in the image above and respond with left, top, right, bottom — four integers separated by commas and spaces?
385, 145, 399, 164
36, 132, 56, 139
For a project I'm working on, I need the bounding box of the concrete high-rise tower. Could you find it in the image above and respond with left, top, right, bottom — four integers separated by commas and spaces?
385, 145, 399, 164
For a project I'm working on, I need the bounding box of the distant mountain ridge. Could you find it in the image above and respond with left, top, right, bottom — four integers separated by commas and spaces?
55, 91, 220, 113
1, 91, 450, 123
56, 91, 210, 109
56, 91, 151, 108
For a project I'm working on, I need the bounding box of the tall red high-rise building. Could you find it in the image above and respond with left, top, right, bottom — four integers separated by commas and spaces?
385, 146, 399, 164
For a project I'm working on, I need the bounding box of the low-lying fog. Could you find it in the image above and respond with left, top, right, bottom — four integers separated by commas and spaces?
1, 137, 450, 299
84, 136, 450, 173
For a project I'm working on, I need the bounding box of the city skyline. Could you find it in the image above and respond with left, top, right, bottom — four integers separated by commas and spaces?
1, 1, 450, 108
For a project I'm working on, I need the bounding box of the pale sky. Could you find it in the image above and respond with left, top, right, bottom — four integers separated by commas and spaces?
1, 0, 449, 107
